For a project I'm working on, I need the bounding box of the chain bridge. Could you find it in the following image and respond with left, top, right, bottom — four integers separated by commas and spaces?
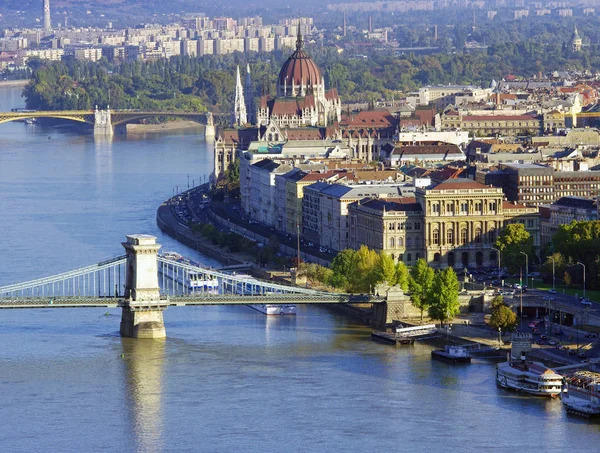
0, 108, 216, 136
0, 235, 384, 338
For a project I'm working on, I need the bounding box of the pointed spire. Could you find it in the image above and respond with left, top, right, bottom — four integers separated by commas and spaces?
296, 23, 303, 51
233, 65, 247, 127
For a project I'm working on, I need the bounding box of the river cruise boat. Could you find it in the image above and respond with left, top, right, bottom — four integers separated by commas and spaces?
562, 371, 600, 418
159, 252, 219, 293
496, 357, 563, 397
223, 274, 296, 316
432, 345, 471, 363
248, 304, 297, 316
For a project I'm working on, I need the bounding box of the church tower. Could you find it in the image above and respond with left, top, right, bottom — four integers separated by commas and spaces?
572, 26, 582, 52
233, 65, 247, 127
245, 63, 254, 125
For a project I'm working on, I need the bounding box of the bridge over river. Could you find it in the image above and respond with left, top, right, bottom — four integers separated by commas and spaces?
0, 235, 386, 338
0, 107, 216, 136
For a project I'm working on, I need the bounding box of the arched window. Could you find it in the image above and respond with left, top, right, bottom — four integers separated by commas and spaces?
407, 237, 413, 248
398, 237, 404, 246
475, 227, 482, 243
389, 237, 395, 248
433, 230, 440, 245
447, 229, 454, 245
460, 229, 467, 245
488, 229, 496, 243
268, 133, 273, 141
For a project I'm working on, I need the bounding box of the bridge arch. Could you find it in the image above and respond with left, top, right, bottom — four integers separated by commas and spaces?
0, 112, 94, 126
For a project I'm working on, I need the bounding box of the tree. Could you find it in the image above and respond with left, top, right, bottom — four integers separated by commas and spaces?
408, 259, 435, 320
329, 249, 356, 290
488, 305, 518, 332
394, 261, 410, 291
427, 267, 461, 324
375, 252, 396, 287
564, 271, 572, 289
347, 245, 379, 293
495, 223, 534, 274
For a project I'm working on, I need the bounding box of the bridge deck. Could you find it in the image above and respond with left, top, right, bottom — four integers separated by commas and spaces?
0, 293, 383, 309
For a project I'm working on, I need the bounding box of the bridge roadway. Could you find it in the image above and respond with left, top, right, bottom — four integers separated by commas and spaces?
0, 110, 209, 126
0, 293, 384, 310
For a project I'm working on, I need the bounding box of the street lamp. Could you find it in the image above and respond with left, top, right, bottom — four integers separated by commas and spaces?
547, 256, 556, 292
519, 251, 529, 288
577, 261, 586, 300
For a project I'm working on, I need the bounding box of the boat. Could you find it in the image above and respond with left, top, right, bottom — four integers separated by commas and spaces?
25, 118, 37, 125
562, 371, 600, 418
248, 304, 296, 316
496, 355, 563, 397
158, 252, 219, 293
432, 345, 471, 363
223, 273, 296, 316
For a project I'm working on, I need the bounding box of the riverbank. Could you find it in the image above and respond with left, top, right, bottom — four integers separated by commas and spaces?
126, 120, 203, 133
0, 79, 29, 88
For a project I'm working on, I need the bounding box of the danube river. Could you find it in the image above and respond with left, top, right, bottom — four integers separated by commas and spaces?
0, 86, 597, 452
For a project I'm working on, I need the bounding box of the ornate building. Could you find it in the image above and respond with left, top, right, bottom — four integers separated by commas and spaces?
347, 179, 539, 269
233, 65, 247, 127
256, 27, 341, 128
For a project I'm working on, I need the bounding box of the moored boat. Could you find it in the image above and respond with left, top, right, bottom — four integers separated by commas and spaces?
562, 371, 600, 418
432, 345, 471, 363
496, 356, 563, 397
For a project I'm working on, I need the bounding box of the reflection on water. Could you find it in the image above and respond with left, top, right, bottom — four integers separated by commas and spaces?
122, 338, 166, 453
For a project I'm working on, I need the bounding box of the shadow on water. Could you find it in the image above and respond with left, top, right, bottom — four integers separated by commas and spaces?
121, 338, 167, 453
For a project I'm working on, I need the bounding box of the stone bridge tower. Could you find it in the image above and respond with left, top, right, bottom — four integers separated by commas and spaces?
120, 235, 167, 338
94, 106, 113, 136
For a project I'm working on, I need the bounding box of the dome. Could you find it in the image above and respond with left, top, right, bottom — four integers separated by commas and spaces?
277, 29, 321, 96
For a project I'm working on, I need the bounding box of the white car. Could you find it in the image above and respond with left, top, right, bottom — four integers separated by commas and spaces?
548, 289, 557, 294
581, 299, 592, 306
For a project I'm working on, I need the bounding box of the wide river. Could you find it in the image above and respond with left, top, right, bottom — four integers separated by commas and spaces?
0, 86, 597, 452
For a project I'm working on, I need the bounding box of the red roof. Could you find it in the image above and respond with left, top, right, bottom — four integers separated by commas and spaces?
502, 200, 529, 209
347, 110, 395, 128
463, 114, 539, 121
431, 179, 490, 190
278, 36, 321, 89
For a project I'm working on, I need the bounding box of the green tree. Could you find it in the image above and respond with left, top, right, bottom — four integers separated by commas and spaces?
427, 268, 460, 324
375, 252, 397, 287
329, 249, 356, 290
408, 258, 435, 320
495, 223, 534, 274
394, 261, 410, 291
347, 245, 379, 293
488, 305, 518, 332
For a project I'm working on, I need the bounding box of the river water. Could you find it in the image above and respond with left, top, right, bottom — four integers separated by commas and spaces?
0, 86, 597, 452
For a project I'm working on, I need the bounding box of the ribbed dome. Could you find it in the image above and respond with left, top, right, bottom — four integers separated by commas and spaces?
277, 29, 321, 96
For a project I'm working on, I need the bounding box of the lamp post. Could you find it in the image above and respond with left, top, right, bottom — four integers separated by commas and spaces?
519, 251, 529, 288
491, 247, 501, 281
577, 261, 586, 300
547, 256, 556, 292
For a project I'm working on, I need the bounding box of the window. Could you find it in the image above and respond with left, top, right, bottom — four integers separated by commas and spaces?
398, 237, 404, 246
388, 223, 395, 231
407, 253, 412, 263
488, 229, 495, 243
461, 229, 467, 244
406, 223, 413, 231
447, 230, 454, 245
416, 253, 420, 261
447, 204, 454, 215
407, 237, 413, 248
415, 222, 421, 230
432, 203, 440, 214
433, 230, 440, 245
389, 237, 395, 248
475, 227, 482, 243
460, 202, 468, 213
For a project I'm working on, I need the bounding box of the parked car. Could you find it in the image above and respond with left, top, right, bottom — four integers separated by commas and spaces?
581, 299, 592, 306
548, 289, 557, 294
548, 339, 557, 345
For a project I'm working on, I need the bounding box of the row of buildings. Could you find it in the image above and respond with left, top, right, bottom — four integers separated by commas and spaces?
0, 16, 314, 68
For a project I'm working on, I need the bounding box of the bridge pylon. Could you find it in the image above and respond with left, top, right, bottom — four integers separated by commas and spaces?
94, 106, 114, 136
120, 235, 167, 339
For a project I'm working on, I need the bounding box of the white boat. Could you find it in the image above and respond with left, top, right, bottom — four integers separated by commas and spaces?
562, 371, 600, 418
159, 252, 219, 293
248, 304, 297, 316
432, 345, 471, 363
496, 356, 563, 397
223, 274, 296, 316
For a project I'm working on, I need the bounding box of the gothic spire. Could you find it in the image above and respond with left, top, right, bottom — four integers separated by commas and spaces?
296, 23, 303, 51
233, 65, 247, 127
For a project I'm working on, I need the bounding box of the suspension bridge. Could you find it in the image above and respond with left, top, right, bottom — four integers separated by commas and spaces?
0, 235, 385, 338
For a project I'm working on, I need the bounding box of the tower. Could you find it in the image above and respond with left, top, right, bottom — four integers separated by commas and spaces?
572, 26, 582, 52
244, 63, 254, 125
43, 0, 51, 32
233, 65, 247, 127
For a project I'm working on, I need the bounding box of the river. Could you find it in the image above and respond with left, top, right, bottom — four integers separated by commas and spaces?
0, 86, 597, 452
